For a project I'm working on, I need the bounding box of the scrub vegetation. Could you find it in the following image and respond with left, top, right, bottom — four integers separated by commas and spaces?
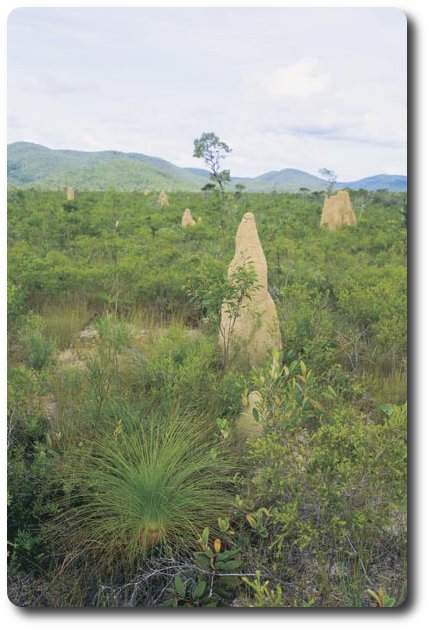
7, 185, 407, 607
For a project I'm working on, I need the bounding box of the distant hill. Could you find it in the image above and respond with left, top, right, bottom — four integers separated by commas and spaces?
340, 174, 407, 192
7, 142, 407, 193
229, 168, 332, 192
7, 142, 207, 192
183, 167, 211, 178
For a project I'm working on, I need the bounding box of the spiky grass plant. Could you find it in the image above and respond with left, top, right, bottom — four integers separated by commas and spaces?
51, 416, 234, 572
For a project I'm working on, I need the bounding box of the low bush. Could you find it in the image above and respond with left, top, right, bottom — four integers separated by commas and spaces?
246, 356, 407, 605
16, 312, 54, 370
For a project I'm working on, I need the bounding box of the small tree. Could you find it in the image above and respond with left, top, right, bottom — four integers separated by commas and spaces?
319, 168, 337, 196
219, 263, 260, 368
193, 132, 232, 195
186, 261, 259, 368
234, 183, 246, 199
201, 182, 216, 193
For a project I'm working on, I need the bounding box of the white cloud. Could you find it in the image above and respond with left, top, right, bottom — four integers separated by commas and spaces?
245, 57, 330, 99
237, 52, 406, 174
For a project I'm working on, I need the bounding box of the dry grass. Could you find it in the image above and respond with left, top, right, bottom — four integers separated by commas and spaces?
371, 368, 407, 406
41, 297, 90, 350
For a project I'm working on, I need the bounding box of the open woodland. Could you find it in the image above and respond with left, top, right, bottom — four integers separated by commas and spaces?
7, 186, 407, 607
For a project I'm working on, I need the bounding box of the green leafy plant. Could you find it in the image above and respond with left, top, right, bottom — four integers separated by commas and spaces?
247, 356, 407, 594
216, 417, 233, 441
194, 526, 242, 574
245, 507, 271, 538
162, 574, 211, 607
242, 570, 284, 607
18, 312, 54, 370
163, 525, 244, 607
367, 587, 396, 607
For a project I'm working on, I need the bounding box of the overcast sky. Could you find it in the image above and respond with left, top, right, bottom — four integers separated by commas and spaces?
8, 7, 406, 180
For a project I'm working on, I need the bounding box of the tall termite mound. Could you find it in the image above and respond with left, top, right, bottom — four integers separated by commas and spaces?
340, 190, 357, 226
320, 190, 357, 230
158, 191, 169, 207
220, 212, 281, 366
181, 208, 196, 227
66, 187, 75, 201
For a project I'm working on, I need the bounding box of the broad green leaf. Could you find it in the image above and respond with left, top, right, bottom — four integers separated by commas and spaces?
201, 526, 209, 545
219, 559, 242, 570
246, 514, 258, 528
217, 547, 240, 561
193, 580, 207, 600
174, 574, 186, 599
380, 403, 394, 417
194, 552, 212, 568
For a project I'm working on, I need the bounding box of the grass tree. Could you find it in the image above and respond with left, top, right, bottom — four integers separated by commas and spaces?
50, 416, 234, 572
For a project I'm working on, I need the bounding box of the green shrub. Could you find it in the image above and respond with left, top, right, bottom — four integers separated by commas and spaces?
17, 312, 54, 370
246, 356, 407, 602
8, 430, 55, 575
7, 280, 26, 330
242, 571, 284, 607
7, 365, 48, 446
96, 313, 133, 352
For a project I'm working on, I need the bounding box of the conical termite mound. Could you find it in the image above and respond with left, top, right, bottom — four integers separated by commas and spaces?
219, 212, 281, 366
181, 208, 196, 227
158, 191, 169, 207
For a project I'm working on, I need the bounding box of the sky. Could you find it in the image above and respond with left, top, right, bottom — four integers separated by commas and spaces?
7, 7, 407, 180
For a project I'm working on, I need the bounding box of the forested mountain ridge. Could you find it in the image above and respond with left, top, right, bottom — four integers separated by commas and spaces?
8, 142, 407, 192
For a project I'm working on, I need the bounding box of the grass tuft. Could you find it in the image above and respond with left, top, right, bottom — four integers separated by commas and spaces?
51, 415, 234, 572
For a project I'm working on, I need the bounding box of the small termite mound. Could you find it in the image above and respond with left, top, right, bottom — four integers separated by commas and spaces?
158, 191, 169, 207
320, 190, 357, 230
181, 208, 196, 227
